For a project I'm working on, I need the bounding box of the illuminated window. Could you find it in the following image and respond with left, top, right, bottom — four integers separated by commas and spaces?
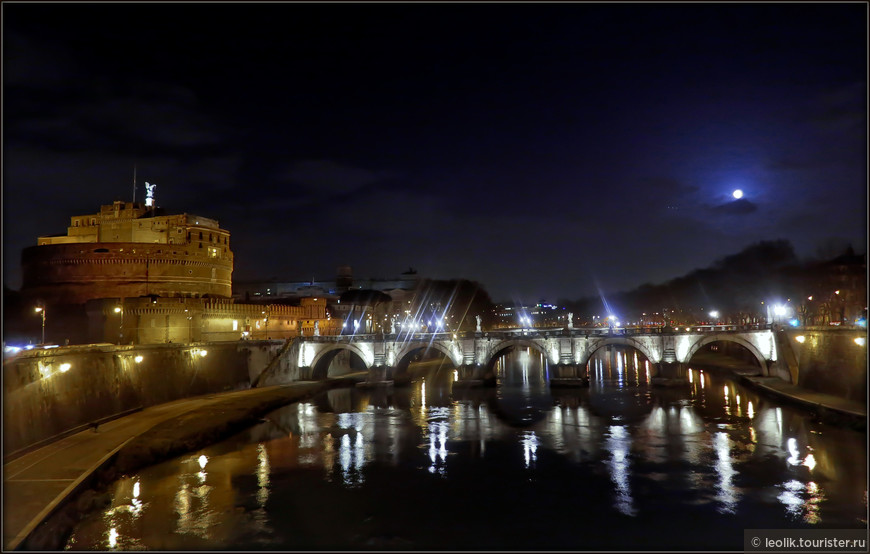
233, 320, 238, 331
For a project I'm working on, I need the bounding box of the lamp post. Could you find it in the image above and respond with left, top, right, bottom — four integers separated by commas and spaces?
34, 306, 46, 344
114, 306, 124, 344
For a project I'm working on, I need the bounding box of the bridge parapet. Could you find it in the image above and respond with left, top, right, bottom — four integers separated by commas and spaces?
273, 325, 779, 385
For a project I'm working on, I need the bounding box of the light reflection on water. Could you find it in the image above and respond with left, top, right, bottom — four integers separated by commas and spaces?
65, 347, 867, 551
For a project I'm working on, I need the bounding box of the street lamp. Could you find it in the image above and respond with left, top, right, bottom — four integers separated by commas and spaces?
34, 306, 46, 344
114, 306, 124, 344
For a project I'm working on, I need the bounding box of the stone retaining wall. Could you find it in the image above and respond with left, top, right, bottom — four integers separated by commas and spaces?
3, 340, 284, 455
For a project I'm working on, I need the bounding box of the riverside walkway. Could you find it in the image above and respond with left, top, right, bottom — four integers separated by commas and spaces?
3, 381, 335, 551
741, 376, 866, 421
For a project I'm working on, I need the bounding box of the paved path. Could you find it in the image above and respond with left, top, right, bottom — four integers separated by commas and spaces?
689, 352, 866, 419
742, 376, 866, 418
3, 382, 329, 551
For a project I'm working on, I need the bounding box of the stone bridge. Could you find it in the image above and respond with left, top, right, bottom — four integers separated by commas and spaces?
256, 324, 790, 386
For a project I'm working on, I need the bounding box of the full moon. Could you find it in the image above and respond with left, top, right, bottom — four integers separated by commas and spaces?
732, 189, 744, 199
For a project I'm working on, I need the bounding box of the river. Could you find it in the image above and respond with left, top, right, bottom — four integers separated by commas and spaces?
65, 346, 867, 550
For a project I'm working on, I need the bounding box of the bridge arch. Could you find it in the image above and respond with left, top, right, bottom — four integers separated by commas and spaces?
683, 334, 768, 375
485, 339, 550, 372
309, 343, 372, 380
393, 341, 462, 375
579, 337, 660, 375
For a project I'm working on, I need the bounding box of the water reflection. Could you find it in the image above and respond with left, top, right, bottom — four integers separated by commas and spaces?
606, 425, 635, 516
65, 351, 867, 551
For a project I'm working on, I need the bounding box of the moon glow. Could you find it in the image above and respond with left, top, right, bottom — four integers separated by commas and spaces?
732, 189, 744, 199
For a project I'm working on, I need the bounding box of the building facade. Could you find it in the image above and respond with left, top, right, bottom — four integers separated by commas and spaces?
22, 200, 233, 305
87, 296, 340, 344
16, 198, 340, 345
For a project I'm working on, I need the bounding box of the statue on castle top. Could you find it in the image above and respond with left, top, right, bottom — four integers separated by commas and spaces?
314, 320, 320, 336
476, 315, 482, 333
568, 312, 574, 329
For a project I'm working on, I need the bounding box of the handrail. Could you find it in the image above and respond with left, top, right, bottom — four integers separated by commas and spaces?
295, 324, 773, 342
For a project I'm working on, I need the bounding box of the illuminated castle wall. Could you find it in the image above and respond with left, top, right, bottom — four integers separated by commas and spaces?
21, 200, 233, 304
18, 197, 343, 345
87, 296, 341, 344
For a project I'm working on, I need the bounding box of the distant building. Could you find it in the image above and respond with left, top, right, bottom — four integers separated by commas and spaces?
799, 249, 867, 326
233, 266, 420, 303
494, 301, 564, 328
21, 200, 233, 305
16, 197, 338, 345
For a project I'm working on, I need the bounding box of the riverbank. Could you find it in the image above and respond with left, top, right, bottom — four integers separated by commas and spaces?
4, 377, 361, 551
688, 351, 866, 430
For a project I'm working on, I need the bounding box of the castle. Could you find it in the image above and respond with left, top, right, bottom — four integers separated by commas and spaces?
19, 196, 338, 345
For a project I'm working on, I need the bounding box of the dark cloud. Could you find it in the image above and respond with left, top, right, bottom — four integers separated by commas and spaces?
711, 198, 759, 216
279, 160, 397, 196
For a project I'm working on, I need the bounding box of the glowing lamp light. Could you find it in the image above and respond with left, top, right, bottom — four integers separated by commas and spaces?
198, 455, 208, 469
789, 319, 800, 327
134, 355, 144, 363
59, 363, 71, 373
855, 337, 866, 347
709, 311, 719, 319
795, 336, 806, 343
199, 349, 208, 357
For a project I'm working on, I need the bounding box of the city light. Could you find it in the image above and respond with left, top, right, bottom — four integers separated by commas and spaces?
59, 363, 71, 372
709, 310, 719, 319
795, 335, 806, 343
134, 355, 144, 363
114, 306, 124, 344
855, 337, 866, 347
34, 306, 46, 344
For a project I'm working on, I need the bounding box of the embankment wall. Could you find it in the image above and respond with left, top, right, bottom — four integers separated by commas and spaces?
3, 340, 284, 455
781, 327, 867, 404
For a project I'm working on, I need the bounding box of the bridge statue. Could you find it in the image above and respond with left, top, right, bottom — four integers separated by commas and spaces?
390, 317, 396, 335
314, 321, 320, 336
568, 313, 574, 329
476, 315, 482, 333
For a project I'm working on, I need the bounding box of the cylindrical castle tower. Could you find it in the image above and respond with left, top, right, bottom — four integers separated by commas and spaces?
21, 200, 233, 305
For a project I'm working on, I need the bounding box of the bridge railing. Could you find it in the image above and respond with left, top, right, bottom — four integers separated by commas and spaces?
297, 324, 772, 342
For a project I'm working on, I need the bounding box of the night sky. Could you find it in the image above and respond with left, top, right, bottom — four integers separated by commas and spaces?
3, 3, 866, 304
